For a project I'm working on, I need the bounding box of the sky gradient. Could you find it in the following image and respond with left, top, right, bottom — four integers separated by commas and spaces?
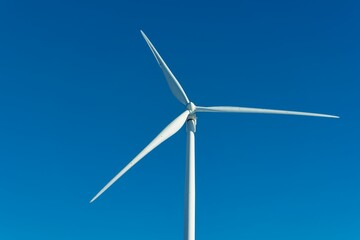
0, 0, 359, 239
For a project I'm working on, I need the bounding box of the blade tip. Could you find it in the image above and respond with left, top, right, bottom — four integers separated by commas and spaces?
325, 114, 340, 119
140, 30, 146, 37
90, 195, 98, 203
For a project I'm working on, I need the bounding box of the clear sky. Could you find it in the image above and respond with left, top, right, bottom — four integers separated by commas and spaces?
0, 0, 359, 239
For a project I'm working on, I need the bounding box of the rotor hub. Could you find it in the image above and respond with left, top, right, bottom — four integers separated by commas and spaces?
186, 102, 197, 130
186, 102, 196, 113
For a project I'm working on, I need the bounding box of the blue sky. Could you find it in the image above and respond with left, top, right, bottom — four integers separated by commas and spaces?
0, 0, 359, 239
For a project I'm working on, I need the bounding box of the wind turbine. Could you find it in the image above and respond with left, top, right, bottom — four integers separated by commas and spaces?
90, 31, 339, 240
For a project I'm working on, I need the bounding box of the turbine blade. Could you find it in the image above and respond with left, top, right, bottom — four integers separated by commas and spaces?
196, 106, 339, 118
90, 110, 190, 203
140, 30, 190, 105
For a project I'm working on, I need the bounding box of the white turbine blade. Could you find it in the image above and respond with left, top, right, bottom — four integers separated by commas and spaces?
196, 106, 339, 118
90, 110, 190, 203
140, 30, 190, 105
